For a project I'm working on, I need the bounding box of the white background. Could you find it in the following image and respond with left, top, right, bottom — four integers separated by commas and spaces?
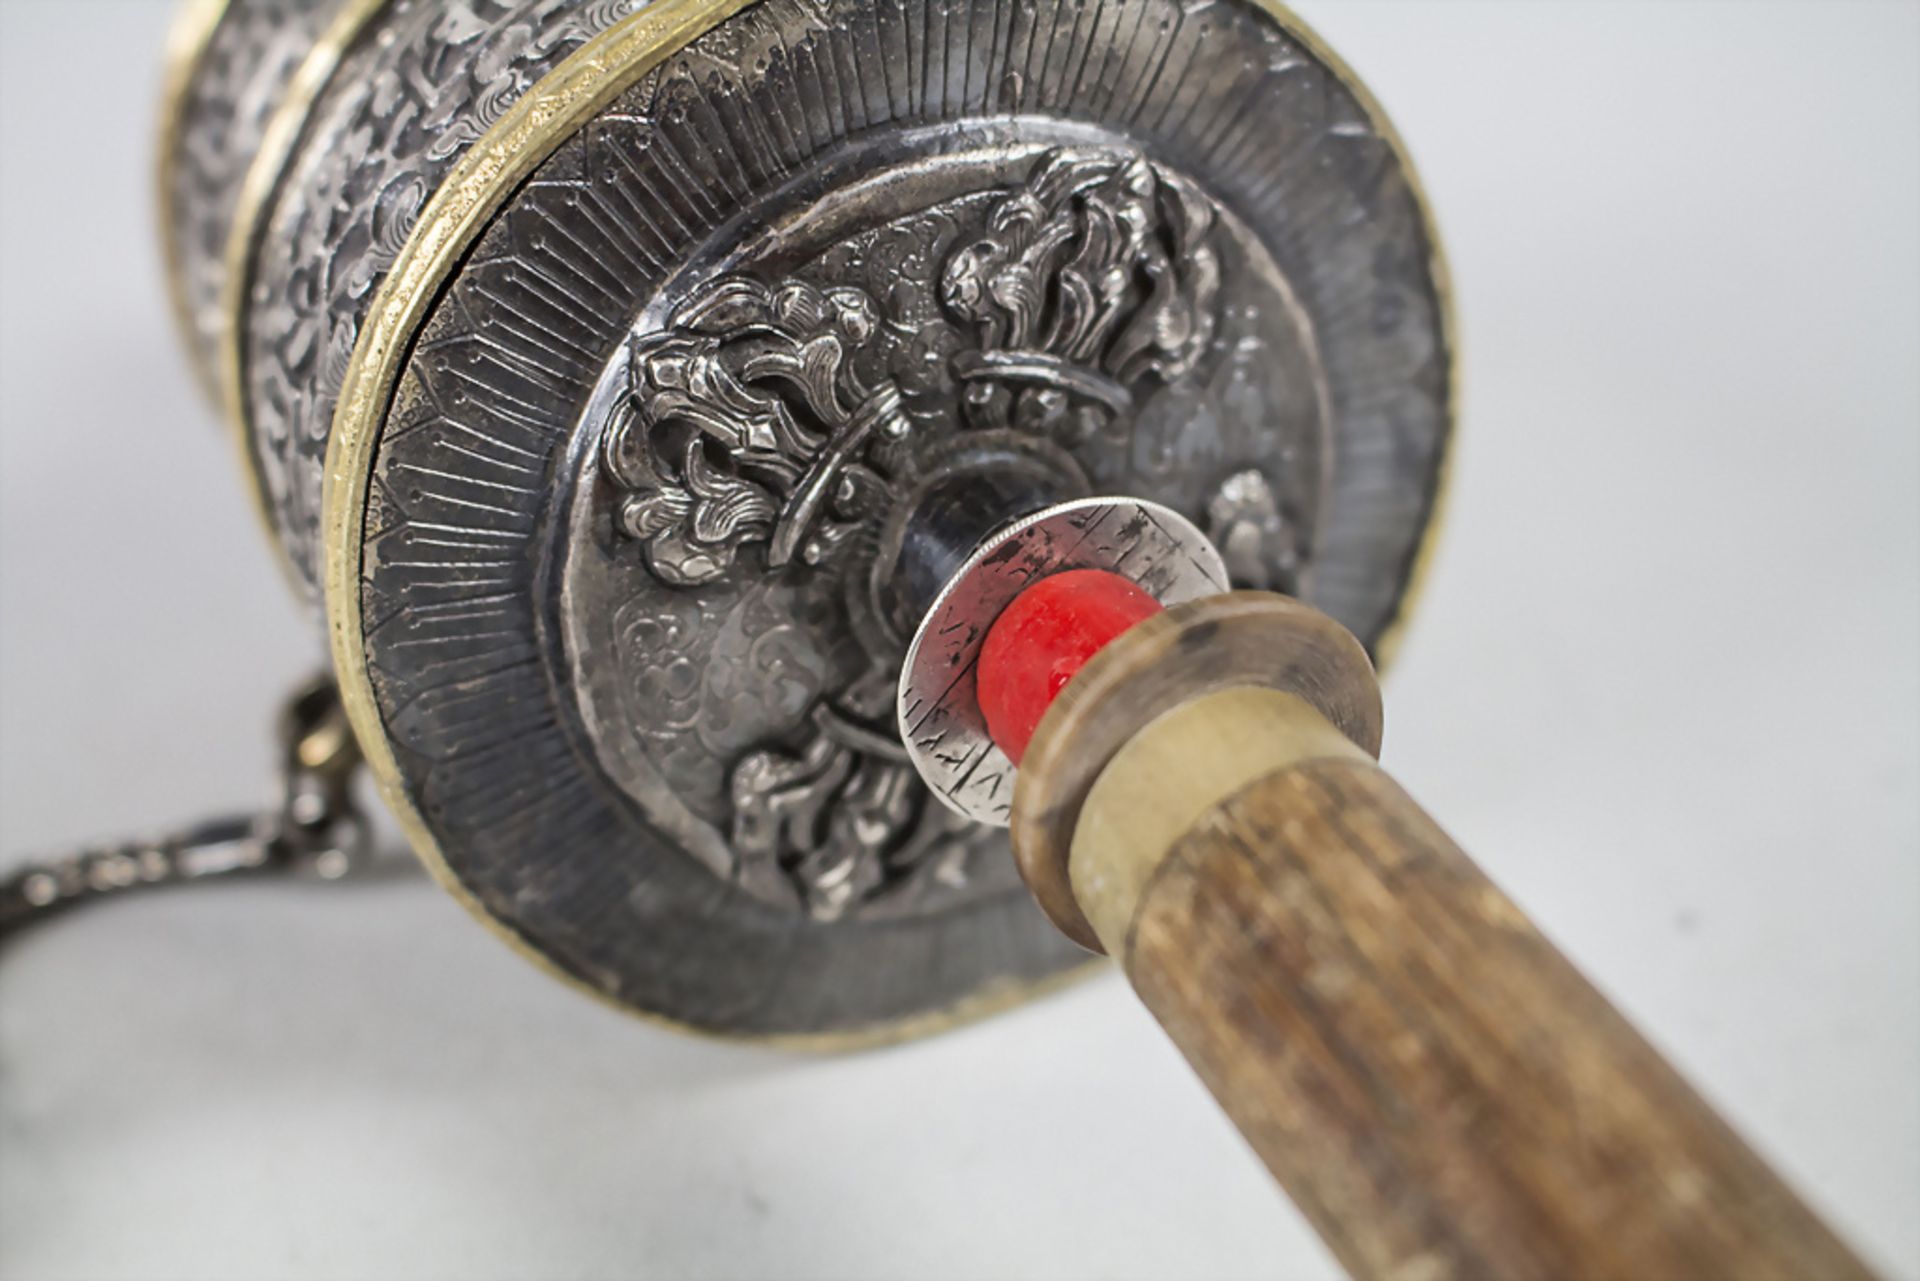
2, 2, 1916, 1278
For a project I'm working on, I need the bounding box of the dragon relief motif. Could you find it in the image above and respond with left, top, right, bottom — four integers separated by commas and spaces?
603, 149, 1224, 917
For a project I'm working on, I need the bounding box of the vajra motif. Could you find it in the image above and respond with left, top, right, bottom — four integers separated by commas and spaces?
943, 149, 1219, 442
602, 149, 1225, 916
601, 277, 911, 587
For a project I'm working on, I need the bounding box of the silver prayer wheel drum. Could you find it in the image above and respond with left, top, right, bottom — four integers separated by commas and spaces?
158, 0, 1454, 1041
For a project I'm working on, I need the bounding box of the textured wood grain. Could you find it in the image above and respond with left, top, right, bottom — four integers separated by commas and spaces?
1068, 687, 1367, 950
1105, 754, 1874, 1280
1016, 592, 1382, 949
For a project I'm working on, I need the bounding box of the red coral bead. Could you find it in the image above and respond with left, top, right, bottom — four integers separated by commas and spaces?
977, 569, 1164, 765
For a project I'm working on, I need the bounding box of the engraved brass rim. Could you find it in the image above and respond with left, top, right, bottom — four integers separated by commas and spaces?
154, 0, 231, 409
215, 0, 392, 595
319, 0, 1456, 1045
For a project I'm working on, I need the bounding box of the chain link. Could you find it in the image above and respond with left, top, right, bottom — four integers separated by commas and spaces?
0, 676, 369, 941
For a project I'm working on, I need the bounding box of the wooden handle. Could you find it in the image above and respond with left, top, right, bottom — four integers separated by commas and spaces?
1011, 595, 1874, 1281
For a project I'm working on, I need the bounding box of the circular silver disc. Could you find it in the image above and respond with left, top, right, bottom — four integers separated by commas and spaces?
296, 0, 1455, 1038
898, 498, 1229, 827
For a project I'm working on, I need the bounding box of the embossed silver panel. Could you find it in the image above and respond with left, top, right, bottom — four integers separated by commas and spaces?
553, 133, 1334, 942
242, 0, 642, 596
163, 0, 350, 395
205, 0, 1451, 1036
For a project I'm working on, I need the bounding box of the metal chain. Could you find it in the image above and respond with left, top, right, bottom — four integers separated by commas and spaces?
0, 676, 369, 941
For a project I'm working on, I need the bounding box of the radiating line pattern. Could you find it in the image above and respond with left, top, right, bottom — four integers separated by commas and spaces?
351, 0, 1448, 1035
243, 0, 643, 598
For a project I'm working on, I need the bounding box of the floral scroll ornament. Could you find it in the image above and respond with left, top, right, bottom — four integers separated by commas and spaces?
940, 150, 1221, 446
601, 276, 910, 587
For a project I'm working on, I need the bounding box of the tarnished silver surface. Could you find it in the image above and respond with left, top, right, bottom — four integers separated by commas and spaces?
163, 0, 349, 395
899, 498, 1229, 827
347, 0, 1448, 1035
242, 0, 641, 597
601, 146, 1220, 592
556, 137, 1327, 938
160, 0, 1447, 1033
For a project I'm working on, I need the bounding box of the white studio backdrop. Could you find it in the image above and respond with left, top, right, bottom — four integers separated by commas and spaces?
2, 3, 1916, 1279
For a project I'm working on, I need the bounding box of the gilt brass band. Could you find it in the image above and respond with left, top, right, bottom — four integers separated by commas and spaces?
159, 0, 1454, 1038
